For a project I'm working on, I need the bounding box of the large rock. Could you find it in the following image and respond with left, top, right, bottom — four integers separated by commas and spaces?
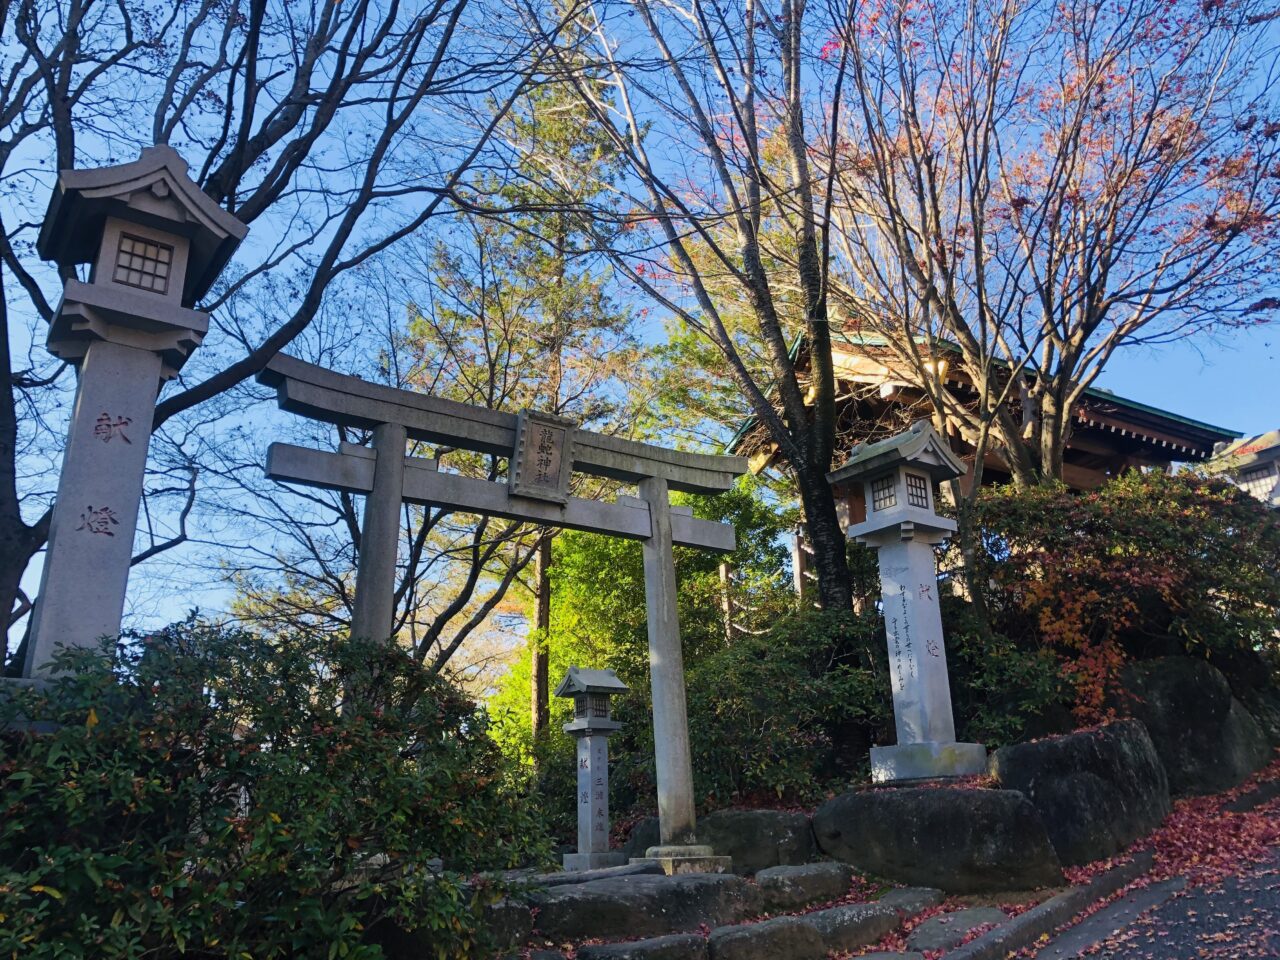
529, 873, 753, 941
622, 817, 661, 859
1122, 657, 1271, 795
811, 787, 1063, 894
753, 862, 852, 912
707, 916, 825, 960
1240, 687, 1280, 749
990, 720, 1170, 865
696, 810, 816, 874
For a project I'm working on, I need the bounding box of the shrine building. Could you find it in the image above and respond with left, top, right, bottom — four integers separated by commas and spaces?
1207, 430, 1280, 507
728, 331, 1240, 494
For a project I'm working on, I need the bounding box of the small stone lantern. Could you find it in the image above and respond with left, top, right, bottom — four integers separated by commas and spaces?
555, 666, 629, 871
23, 146, 247, 677
827, 421, 987, 782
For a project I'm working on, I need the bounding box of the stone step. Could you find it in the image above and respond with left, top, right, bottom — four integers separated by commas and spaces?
521, 877, 945, 960
905, 907, 1010, 953
528, 872, 754, 942
577, 934, 707, 960
526, 862, 879, 943
568, 900, 903, 960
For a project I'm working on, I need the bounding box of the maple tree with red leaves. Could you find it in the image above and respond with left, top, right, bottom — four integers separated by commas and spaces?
958, 471, 1280, 721
514, 0, 1280, 611
824, 0, 1280, 491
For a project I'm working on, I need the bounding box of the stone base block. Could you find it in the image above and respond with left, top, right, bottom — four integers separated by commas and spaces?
563, 851, 628, 872
871, 741, 987, 783
631, 845, 732, 875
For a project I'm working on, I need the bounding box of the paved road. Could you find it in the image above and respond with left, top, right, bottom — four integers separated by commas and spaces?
1034, 847, 1280, 959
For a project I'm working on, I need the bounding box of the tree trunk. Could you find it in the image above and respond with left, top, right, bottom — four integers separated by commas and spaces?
0, 522, 42, 675
1038, 389, 1068, 481
530, 533, 552, 739
718, 562, 733, 642
794, 461, 853, 610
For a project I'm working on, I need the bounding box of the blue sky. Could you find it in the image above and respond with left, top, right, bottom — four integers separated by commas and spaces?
1097, 324, 1278, 440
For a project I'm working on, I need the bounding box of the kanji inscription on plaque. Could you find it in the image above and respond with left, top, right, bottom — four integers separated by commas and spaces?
510, 409, 575, 504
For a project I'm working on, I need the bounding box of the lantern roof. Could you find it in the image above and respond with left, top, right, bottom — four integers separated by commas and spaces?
554, 666, 629, 698
827, 420, 966, 486
38, 145, 247, 307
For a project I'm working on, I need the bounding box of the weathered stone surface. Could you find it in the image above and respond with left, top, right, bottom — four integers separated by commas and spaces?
1240, 687, 1280, 749
805, 902, 899, 952
529, 873, 752, 941
518, 862, 663, 890
812, 787, 1063, 893
623, 810, 815, 875
1121, 657, 1271, 795
877, 887, 944, 917
577, 934, 708, 960
632, 853, 734, 876
753, 862, 853, 912
481, 898, 534, 954
696, 809, 815, 874
906, 907, 1009, 952
707, 916, 825, 960
871, 740, 987, 782
859, 954, 924, 960
1223, 699, 1272, 782
622, 817, 661, 859
990, 720, 1170, 866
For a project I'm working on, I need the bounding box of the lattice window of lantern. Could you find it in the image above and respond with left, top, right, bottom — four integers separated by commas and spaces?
574, 695, 588, 718
590, 694, 610, 719
871, 475, 897, 511
1239, 466, 1277, 501
906, 472, 930, 509
113, 234, 173, 294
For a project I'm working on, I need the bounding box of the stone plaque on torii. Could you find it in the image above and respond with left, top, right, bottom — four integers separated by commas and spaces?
257, 354, 747, 873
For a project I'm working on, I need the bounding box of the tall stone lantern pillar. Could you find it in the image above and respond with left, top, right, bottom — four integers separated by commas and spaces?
555, 666, 630, 871
23, 146, 247, 677
827, 421, 987, 783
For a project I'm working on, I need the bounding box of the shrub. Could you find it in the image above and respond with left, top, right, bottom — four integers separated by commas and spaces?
945, 597, 1072, 746
685, 606, 891, 804
961, 471, 1280, 721
0, 623, 550, 960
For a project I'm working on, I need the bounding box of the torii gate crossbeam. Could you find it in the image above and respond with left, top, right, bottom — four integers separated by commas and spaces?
257, 354, 747, 869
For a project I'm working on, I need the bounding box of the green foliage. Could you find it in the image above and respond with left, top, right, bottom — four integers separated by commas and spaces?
956, 470, 1280, 722
0, 624, 550, 960
492, 478, 873, 832
490, 478, 793, 763
944, 598, 1072, 747
686, 607, 890, 804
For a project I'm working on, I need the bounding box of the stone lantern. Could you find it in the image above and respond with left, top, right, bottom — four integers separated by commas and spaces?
555, 666, 629, 870
23, 146, 247, 677
827, 421, 987, 782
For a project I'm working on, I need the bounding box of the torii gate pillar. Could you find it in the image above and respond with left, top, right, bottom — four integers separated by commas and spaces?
634, 477, 729, 872
257, 355, 744, 874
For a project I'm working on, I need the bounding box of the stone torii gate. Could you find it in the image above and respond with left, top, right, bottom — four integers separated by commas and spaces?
257, 354, 747, 872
